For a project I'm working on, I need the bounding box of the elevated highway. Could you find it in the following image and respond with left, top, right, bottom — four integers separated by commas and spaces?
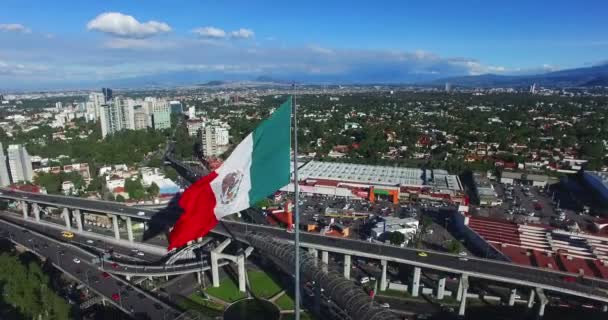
2, 188, 608, 309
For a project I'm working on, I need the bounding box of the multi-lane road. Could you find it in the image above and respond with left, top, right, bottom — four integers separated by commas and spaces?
2, 188, 608, 305
0, 217, 185, 320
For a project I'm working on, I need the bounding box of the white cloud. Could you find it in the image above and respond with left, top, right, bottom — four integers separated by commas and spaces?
230, 28, 254, 39
86, 12, 171, 38
192, 26, 226, 39
0, 23, 31, 33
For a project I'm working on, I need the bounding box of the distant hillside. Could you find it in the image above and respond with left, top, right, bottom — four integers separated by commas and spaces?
434, 64, 608, 88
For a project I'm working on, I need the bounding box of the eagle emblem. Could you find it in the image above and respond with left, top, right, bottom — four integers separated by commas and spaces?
220, 170, 244, 204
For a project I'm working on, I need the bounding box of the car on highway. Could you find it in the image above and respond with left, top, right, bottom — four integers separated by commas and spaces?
137, 211, 146, 216
136, 251, 145, 256
111, 293, 120, 301
86, 239, 94, 244
111, 262, 119, 269
418, 252, 428, 257
101, 272, 110, 279
562, 276, 577, 283
61, 231, 74, 239
72, 258, 81, 264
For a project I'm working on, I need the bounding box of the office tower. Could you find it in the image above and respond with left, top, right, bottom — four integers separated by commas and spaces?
445, 82, 451, 92
201, 126, 230, 157
133, 106, 150, 130
102, 87, 113, 103
530, 83, 537, 94
99, 103, 125, 138
170, 101, 183, 114
0, 143, 10, 186
7, 144, 33, 183
151, 100, 171, 130
188, 106, 195, 119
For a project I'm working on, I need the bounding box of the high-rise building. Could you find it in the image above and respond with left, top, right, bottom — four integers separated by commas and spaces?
102, 87, 113, 103
7, 144, 33, 183
445, 82, 451, 92
0, 143, 10, 186
530, 83, 537, 94
187, 106, 196, 119
187, 119, 205, 136
99, 103, 125, 138
170, 101, 183, 114
201, 126, 230, 157
151, 100, 171, 130
133, 106, 150, 130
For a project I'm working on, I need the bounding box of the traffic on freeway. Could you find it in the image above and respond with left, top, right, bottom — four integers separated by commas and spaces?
3, 188, 608, 304
0, 217, 184, 320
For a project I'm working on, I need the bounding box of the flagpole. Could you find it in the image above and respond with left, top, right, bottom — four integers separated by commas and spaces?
292, 84, 301, 320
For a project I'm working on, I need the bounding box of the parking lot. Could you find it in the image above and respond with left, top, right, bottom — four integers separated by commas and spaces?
473, 181, 602, 229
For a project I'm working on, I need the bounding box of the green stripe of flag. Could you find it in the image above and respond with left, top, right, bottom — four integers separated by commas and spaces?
248, 97, 292, 204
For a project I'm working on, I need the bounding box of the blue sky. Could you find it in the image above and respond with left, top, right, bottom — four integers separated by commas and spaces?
1, 0, 607, 89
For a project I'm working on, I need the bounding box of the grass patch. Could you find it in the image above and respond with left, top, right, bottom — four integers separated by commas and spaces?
248, 270, 282, 299
275, 293, 295, 310
205, 276, 247, 302
378, 289, 410, 298
177, 292, 224, 316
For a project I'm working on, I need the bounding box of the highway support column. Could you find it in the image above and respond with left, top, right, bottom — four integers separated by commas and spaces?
32, 203, 40, 222
508, 288, 517, 306
237, 255, 246, 293
436, 277, 446, 300
527, 288, 535, 308
536, 288, 548, 318
343, 254, 351, 279
458, 275, 469, 317
456, 274, 468, 301
380, 259, 388, 291
111, 214, 120, 240
21, 201, 28, 219
321, 251, 329, 271
126, 217, 134, 243
411, 267, 421, 297
62, 208, 71, 230
73, 209, 83, 232
210, 239, 232, 288
308, 248, 318, 266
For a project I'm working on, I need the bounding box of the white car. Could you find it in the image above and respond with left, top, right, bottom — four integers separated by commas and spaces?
86, 240, 94, 244
73, 258, 81, 264
137, 211, 146, 216
137, 251, 145, 256
381, 303, 390, 308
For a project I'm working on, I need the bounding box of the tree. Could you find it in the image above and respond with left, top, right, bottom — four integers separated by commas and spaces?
87, 175, 103, 192
254, 198, 273, 209
147, 182, 160, 197
115, 194, 125, 202
388, 231, 406, 246
125, 178, 146, 200
34, 172, 61, 194
0, 253, 71, 320
447, 239, 463, 254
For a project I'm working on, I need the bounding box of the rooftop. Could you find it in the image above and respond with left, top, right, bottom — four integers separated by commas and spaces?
298, 161, 462, 191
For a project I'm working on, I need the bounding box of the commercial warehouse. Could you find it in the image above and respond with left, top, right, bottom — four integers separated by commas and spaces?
282, 161, 465, 204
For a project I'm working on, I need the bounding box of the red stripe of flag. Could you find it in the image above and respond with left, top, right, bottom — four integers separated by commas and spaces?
168, 171, 219, 250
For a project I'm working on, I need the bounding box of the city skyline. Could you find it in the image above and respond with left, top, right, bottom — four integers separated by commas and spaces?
1, 0, 608, 89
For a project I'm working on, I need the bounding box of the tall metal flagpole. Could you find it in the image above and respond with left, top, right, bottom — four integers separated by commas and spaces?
292, 84, 301, 320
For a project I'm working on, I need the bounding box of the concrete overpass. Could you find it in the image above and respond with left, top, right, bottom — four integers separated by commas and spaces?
2, 188, 608, 317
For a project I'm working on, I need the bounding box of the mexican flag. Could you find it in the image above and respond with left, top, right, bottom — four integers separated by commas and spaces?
168, 98, 292, 250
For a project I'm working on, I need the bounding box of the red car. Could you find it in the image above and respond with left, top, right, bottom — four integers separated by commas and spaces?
562, 276, 577, 283
101, 272, 110, 279
111, 293, 120, 301
111, 262, 119, 269
534, 203, 543, 211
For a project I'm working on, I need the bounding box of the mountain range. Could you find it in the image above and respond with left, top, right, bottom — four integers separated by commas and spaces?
433, 63, 608, 88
